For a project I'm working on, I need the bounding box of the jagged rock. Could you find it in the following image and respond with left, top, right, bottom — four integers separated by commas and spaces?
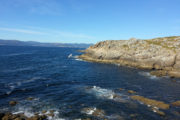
1, 112, 47, 120
27, 115, 47, 120
9, 101, 18, 106
79, 36, 180, 78
128, 90, 136, 94
81, 107, 105, 118
27, 97, 35, 101
0, 113, 5, 119
42, 110, 47, 114
171, 100, 180, 107
150, 70, 167, 77
152, 107, 165, 116
130, 95, 170, 109
119, 88, 124, 91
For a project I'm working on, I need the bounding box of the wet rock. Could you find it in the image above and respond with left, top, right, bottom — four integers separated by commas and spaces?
47, 112, 54, 117
82, 107, 105, 118
9, 101, 18, 106
119, 88, 124, 91
1, 112, 48, 120
113, 94, 122, 99
92, 109, 105, 118
171, 79, 177, 82
150, 70, 167, 77
171, 100, 180, 107
82, 118, 92, 120
130, 95, 170, 109
1, 113, 26, 120
27, 97, 35, 101
130, 114, 138, 118
172, 111, 180, 116
27, 115, 47, 120
50, 110, 55, 114
128, 90, 136, 94
0, 113, 5, 119
152, 107, 165, 116
42, 110, 47, 114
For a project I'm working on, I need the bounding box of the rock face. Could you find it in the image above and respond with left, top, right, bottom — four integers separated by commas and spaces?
79, 36, 180, 78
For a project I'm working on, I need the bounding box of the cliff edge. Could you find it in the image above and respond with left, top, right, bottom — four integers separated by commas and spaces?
79, 36, 180, 78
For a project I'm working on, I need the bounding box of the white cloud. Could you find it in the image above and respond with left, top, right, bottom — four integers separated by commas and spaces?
0, 27, 95, 41
0, 27, 45, 35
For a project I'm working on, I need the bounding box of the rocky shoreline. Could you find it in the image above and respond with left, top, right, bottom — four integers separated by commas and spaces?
79, 36, 180, 78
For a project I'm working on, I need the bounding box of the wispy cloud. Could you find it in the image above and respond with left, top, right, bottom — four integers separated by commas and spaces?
0, 27, 45, 35
0, 27, 95, 41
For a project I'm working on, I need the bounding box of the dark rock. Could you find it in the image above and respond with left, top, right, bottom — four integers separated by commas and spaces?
150, 70, 167, 77
130, 95, 170, 110
27, 97, 35, 101
128, 90, 136, 94
171, 100, 180, 107
9, 101, 18, 106
0, 113, 5, 119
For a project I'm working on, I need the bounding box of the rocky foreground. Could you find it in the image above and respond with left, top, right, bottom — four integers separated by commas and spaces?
79, 36, 180, 78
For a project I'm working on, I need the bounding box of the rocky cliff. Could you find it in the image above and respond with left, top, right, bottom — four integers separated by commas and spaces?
79, 36, 180, 78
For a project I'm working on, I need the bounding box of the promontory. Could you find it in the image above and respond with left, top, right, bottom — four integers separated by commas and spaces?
79, 36, 180, 78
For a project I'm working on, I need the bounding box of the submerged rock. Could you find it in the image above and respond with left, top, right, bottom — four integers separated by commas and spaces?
128, 90, 136, 94
130, 95, 170, 110
171, 100, 180, 107
0, 112, 48, 120
152, 107, 166, 116
150, 70, 167, 77
119, 88, 124, 91
81, 107, 105, 118
27, 97, 35, 101
27, 115, 47, 120
9, 101, 18, 106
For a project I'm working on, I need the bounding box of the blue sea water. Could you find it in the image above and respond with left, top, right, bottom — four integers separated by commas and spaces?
0, 46, 180, 120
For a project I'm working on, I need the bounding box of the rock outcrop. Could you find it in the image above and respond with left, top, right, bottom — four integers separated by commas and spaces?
79, 36, 180, 78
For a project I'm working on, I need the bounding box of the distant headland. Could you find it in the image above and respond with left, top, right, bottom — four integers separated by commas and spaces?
0, 39, 92, 48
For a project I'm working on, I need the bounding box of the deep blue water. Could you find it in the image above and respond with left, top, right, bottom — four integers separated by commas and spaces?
0, 46, 180, 120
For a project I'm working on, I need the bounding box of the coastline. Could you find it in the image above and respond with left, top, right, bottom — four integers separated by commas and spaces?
78, 36, 180, 78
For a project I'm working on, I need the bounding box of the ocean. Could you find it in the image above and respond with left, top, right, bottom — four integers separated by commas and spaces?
0, 46, 180, 120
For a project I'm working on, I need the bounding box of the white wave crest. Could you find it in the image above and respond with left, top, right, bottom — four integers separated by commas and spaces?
85, 86, 115, 99
138, 72, 158, 80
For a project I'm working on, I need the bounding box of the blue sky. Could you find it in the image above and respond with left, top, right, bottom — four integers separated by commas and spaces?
0, 0, 180, 43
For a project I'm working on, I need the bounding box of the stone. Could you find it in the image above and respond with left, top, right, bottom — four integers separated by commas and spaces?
27, 97, 35, 101
152, 108, 165, 116
119, 88, 124, 91
128, 90, 136, 94
42, 110, 47, 114
47, 112, 54, 117
130, 95, 170, 110
79, 36, 180, 78
150, 70, 167, 77
171, 100, 180, 107
9, 101, 18, 106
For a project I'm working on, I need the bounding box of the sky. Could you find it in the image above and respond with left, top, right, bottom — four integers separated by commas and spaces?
0, 0, 180, 43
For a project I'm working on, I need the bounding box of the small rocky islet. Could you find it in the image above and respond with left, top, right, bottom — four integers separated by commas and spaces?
79, 36, 180, 78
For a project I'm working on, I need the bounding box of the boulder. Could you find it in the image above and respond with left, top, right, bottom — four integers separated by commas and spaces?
171, 100, 180, 107
130, 95, 170, 110
9, 101, 18, 106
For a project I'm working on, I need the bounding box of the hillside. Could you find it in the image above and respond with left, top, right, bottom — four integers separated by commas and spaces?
0, 39, 92, 48
79, 36, 180, 78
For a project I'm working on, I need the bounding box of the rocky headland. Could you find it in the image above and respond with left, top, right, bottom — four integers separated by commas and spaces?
79, 36, 180, 78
